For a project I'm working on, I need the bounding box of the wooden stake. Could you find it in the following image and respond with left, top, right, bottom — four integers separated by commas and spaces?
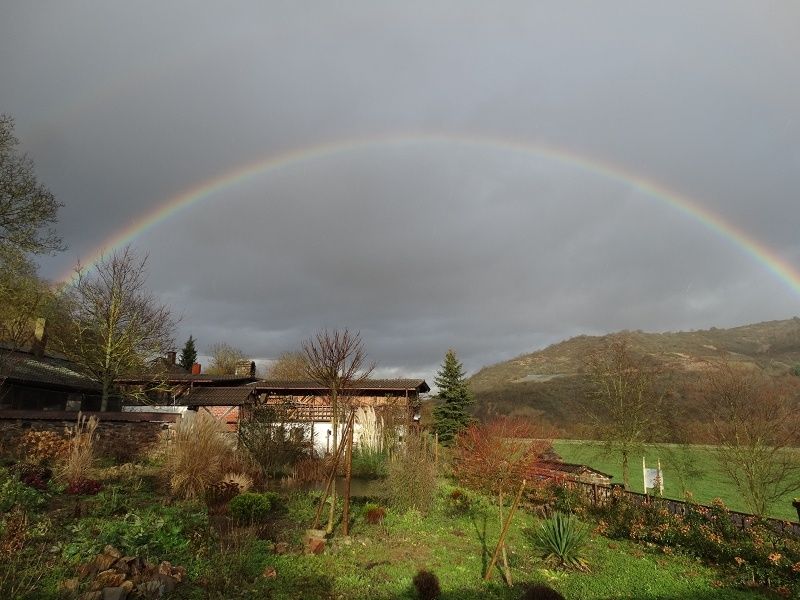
484, 479, 526, 583
313, 410, 355, 530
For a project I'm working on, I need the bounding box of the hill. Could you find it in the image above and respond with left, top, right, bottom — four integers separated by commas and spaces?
469, 317, 800, 433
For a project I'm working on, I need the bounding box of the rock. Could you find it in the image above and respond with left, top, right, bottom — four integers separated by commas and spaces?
104, 545, 123, 560
171, 565, 187, 583
101, 586, 129, 600
274, 542, 290, 555
60, 578, 80, 592
92, 570, 126, 591
262, 566, 277, 579
120, 580, 135, 594
156, 574, 177, 595
136, 580, 161, 595
157, 561, 173, 576
114, 556, 136, 575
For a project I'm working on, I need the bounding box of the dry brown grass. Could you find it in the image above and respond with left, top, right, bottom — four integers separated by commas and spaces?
162, 411, 234, 500
59, 414, 98, 485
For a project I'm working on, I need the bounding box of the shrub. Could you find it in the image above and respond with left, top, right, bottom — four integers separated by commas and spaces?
221, 472, 253, 493
445, 488, 473, 515
14, 463, 52, 491
385, 433, 437, 513
65, 478, 103, 496
228, 492, 278, 524
63, 504, 209, 565
0, 468, 47, 513
238, 401, 313, 477
532, 512, 589, 571
350, 448, 388, 479
59, 414, 98, 487
412, 569, 441, 600
364, 503, 386, 525
19, 429, 69, 464
162, 411, 234, 500
206, 480, 241, 508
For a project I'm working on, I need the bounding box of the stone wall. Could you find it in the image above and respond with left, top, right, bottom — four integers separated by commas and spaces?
0, 410, 181, 461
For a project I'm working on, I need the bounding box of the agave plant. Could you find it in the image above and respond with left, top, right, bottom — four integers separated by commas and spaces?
533, 512, 589, 571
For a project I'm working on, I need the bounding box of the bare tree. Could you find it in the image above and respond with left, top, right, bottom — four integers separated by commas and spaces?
266, 350, 309, 380
0, 114, 63, 258
57, 246, 176, 411
302, 328, 374, 533
698, 359, 800, 516
206, 342, 247, 375
302, 329, 375, 451
584, 335, 666, 489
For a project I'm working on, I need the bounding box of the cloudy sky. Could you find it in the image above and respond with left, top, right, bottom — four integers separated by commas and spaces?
2, 2, 799, 379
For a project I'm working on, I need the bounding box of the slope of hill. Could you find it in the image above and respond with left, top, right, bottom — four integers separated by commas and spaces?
470, 318, 800, 429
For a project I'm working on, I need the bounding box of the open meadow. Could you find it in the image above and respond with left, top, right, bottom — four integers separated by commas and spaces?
553, 440, 800, 522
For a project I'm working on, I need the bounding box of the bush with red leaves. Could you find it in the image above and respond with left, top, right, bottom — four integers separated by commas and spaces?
66, 478, 103, 495
365, 504, 387, 525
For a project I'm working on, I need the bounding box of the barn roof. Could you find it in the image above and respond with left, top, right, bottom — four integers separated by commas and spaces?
180, 386, 258, 406
252, 379, 430, 394
1, 349, 100, 393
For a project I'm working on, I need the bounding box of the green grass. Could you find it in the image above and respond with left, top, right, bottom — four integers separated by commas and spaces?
1, 458, 775, 599
553, 440, 800, 521
172, 484, 765, 600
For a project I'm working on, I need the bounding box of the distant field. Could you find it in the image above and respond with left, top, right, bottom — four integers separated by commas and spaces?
553, 440, 800, 522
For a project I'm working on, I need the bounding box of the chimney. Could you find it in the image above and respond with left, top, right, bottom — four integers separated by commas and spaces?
235, 360, 256, 378
167, 351, 176, 365
32, 317, 48, 358
191, 363, 202, 375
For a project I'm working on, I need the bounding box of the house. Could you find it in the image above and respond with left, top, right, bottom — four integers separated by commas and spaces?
0, 341, 102, 412
250, 379, 430, 454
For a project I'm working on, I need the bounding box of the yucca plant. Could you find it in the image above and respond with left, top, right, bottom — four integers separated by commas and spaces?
532, 512, 589, 571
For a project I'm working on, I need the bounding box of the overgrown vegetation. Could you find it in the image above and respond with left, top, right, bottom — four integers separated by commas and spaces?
385, 432, 438, 513
162, 410, 235, 499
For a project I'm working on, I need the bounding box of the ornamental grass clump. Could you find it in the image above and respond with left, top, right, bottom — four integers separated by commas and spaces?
163, 411, 234, 500
60, 414, 99, 490
533, 512, 589, 571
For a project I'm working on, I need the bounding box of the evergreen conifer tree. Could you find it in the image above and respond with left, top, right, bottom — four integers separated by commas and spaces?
179, 335, 198, 371
432, 349, 474, 445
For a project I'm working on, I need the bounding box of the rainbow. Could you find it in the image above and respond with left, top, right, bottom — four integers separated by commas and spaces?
57, 132, 800, 295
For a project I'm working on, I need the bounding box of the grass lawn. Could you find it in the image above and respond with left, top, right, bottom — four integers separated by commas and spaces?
553, 440, 800, 521
2, 462, 772, 600
167, 483, 767, 600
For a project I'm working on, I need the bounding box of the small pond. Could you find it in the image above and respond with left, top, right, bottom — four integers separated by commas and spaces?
264, 476, 386, 497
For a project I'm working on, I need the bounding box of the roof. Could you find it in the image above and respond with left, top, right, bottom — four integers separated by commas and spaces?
116, 373, 257, 385
0, 350, 100, 393
180, 386, 258, 406
253, 378, 430, 394
537, 460, 614, 479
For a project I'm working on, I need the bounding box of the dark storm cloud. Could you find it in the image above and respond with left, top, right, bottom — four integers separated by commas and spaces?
1, 1, 799, 379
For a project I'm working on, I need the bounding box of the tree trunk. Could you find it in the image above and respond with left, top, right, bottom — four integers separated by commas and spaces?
327, 390, 339, 534
622, 450, 630, 490
101, 377, 110, 412
342, 419, 354, 536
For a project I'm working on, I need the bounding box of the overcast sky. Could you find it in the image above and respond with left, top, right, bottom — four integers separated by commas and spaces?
2, 2, 799, 380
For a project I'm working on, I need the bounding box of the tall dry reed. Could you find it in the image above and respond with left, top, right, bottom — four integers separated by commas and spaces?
59, 413, 98, 485
162, 411, 234, 500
